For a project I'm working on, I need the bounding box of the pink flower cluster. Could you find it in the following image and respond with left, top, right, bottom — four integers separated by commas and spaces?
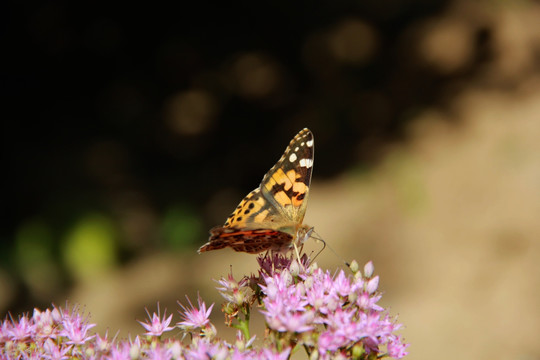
1, 305, 96, 359
256, 255, 407, 358
0, 255, 408, 359
259, 262, 408, 358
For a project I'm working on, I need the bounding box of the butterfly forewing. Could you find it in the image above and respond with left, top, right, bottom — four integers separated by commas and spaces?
260, 128, 313, 224
198, 128, 314, 254
222, 188, 283, 229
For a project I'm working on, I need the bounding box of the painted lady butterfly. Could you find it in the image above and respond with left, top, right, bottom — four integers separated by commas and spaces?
198, 128, 314, 254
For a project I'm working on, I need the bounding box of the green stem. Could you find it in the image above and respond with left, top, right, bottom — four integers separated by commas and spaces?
234, 317, 250, 341
231, 304, 250, 340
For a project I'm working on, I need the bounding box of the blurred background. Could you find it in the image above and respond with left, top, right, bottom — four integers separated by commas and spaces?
3, 1, 540, 359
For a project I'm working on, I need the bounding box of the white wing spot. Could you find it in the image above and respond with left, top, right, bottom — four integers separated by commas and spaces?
300, 142, 305, 146
289, 153, 297, 162
295, 147, 299, 151
306, 139, 313, 147
299, 158, 313, 168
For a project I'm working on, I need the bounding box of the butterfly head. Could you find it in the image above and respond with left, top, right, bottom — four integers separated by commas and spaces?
298, 225, 314, 244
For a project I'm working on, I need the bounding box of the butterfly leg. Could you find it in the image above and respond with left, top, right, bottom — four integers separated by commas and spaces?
292, 242, 305, 270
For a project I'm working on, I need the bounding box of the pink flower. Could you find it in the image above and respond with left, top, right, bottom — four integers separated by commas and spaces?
33, 308, 57, 339
186, 338, 227, 360
108, 341, 131, 360
168, 341, 184, 358
387, 335, 409, 358
177, 294, 214, 330
138, 304, 174, 336
260, 270, 315, 333
94, 330, 112, 353
304, 270, 340, 315
59, 308, 95, 345
366, 276, 380, 294
333, 270, 352, 297
145, 343, 171, 360
7, 314, 34, 341
216, 273, 251, 305
318, 329, 348, 352
0, 319, 13, 342
42, 338, 72, 360
356, 291, 384, 311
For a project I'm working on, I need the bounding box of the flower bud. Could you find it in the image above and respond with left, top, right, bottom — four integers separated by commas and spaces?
304, 275, 314, 289
366, 276, 379, 294
364, 261, 374, 278
169, 341, 182, 358
129, 343, 140, 359
296, 282, 306, 296
290, 260, 300, 277
352, 343, 365, 358
203, 323, 217, 339
85, 347, 95, 358
51, 308, 62, 323
235, 331, 246, 350
233, 290, 245, 305
349, 260, 359, 273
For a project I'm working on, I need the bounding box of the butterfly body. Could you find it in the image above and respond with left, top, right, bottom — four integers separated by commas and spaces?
199, 128, 314, 254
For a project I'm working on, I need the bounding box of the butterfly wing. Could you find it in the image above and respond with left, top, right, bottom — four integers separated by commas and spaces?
198, 128, 314, 254
260, 128, 314, 225
200, 227, 293, 254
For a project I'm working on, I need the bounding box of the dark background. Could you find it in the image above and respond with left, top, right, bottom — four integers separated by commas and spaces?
4, 0, 461, 308
3, 2, 540, 358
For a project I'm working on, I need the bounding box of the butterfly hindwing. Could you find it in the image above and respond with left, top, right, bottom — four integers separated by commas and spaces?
202, 227, 293, 254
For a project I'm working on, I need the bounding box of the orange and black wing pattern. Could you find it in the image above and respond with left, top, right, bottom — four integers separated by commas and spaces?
198, 128, 314, 254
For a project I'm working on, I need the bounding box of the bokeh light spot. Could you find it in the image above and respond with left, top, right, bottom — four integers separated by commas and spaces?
62, 214, 118, 282
418, 18, 474, 74
328, 19, 378, 64
164, 90, 217, 136
14, 220, 61, 300
160, 206, 203, 250
228, 53, 283, 99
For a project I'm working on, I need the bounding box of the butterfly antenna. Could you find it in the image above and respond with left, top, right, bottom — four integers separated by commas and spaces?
309, 235, 326, 263
310, 231, 351, 267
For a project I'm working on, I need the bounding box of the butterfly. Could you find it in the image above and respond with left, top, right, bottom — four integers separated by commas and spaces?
198, 128, 314, 254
